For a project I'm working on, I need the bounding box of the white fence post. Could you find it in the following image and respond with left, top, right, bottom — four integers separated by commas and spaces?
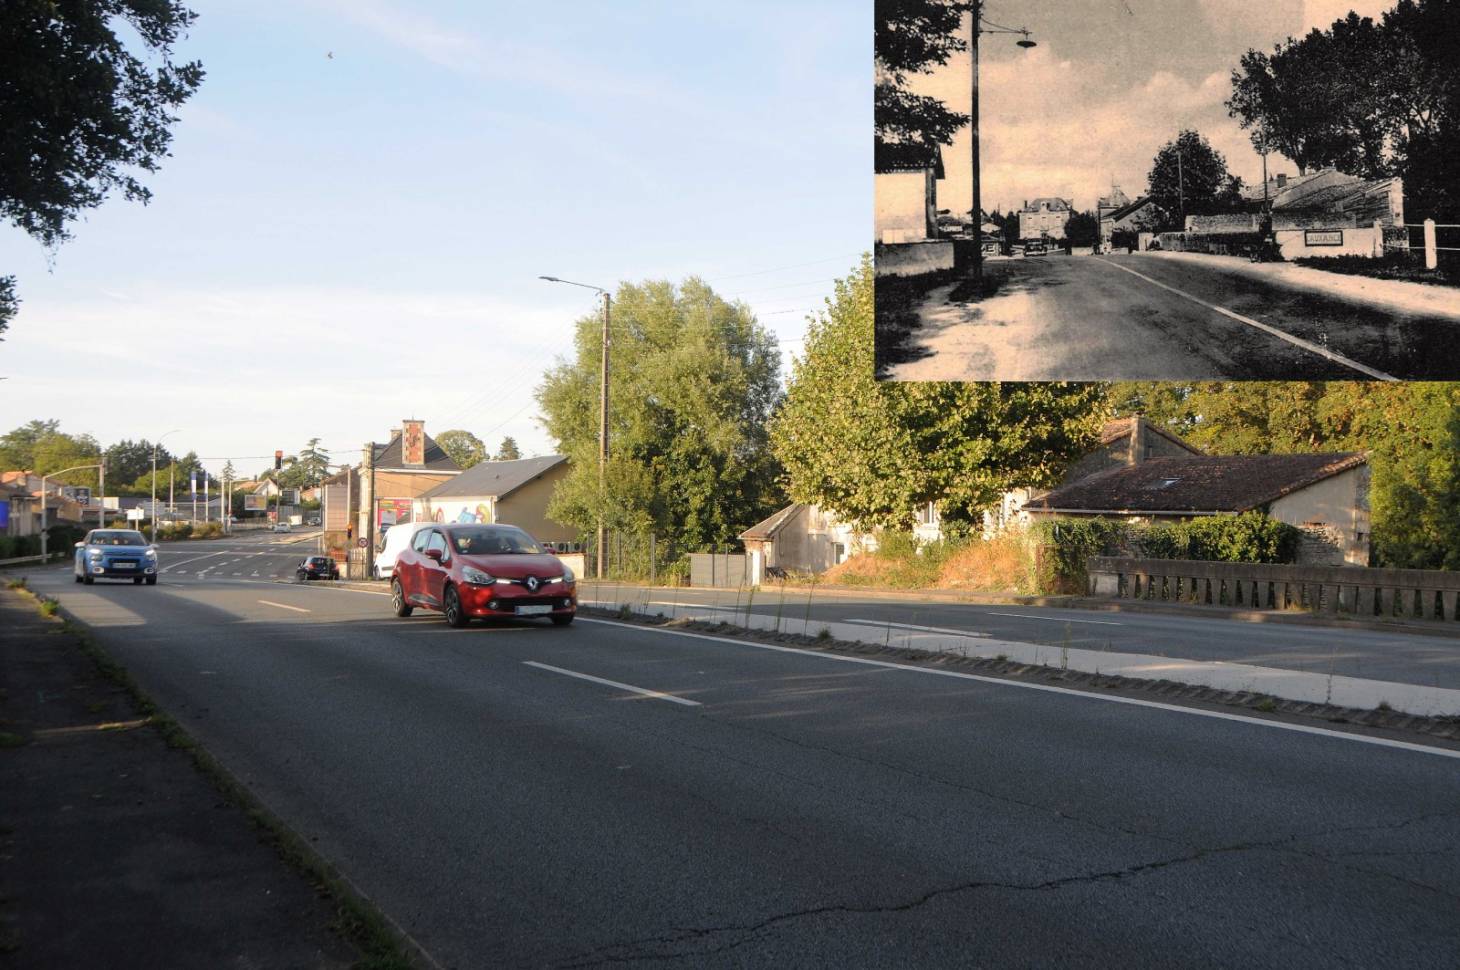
1424, 218, 1438, 270
1373, 219, 1383, 258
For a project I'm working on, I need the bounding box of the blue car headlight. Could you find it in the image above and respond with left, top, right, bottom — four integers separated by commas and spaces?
87, 548, 103, 559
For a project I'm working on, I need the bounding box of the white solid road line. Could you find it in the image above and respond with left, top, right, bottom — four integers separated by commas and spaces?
522, 661, 703, 707
844, 619, 990, 638
577, 618, 1460, 761
986, 611, 1124, 627
1104, 259, 1398, 381
258, 599, 311, 614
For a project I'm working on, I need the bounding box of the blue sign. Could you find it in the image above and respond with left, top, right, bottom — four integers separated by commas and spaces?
190, 471, 197, 494
0, 501, 8, 530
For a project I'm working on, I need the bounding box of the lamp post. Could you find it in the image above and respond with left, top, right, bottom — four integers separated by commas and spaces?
150, 429, 181, 544
966, 3, 1036, 279
40, 463, 103, 563
540, 275, 611, 580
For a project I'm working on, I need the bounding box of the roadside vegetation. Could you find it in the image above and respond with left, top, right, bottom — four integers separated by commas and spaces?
819, 513, 1301, 596
1293, 253, 1453, 287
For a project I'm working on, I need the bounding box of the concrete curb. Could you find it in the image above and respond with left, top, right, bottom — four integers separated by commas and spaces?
583, 592, 1460, 719
580, 580, 1460, 640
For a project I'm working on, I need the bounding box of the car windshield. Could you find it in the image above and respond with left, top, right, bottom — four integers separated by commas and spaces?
90, 531, 147, 546
450, 526, 542, 556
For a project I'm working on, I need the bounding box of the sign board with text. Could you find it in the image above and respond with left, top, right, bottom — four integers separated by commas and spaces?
243, 494, 267, 511
1304, 229, 1344, 246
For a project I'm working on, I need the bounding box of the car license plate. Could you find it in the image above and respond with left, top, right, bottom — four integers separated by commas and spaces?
114, 562, 135, 569
515, 604, 552, 616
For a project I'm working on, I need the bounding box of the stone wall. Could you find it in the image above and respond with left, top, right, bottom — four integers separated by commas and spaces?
1087, 556, 1460, 622
874, 240, 956, 277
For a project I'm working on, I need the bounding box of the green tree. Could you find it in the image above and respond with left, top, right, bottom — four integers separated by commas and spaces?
1, 0, 204, 339
436, 430, 487, 469
875, 1, 974, 160
0, 419, 61, 469
221, 459, 236, 483
0, 277, 15, 340
770, 257, 1106, 531
32, 431, 103, 486
103, 439, 157, 487
293, 438, 330, 486
536, 277, 784, 548
1147, 130, 1243, 230
495, 436, 522, 461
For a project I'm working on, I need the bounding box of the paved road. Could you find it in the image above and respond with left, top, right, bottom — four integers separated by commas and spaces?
19, 566, 1460, 968
585, 583, 1460, 692
885, 253, 1460, 381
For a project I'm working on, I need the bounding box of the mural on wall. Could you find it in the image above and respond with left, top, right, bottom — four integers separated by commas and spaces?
429, 502, 493, 524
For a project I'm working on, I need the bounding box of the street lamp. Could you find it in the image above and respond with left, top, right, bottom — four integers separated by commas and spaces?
40, 463, 103, 563
151, 430, 181, 544
967, 2, 1037, 279
539, 275, 611, 580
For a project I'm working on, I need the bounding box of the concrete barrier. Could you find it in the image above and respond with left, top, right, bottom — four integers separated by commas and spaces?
1088, 556, 1460, 622
874, 240, 955, 277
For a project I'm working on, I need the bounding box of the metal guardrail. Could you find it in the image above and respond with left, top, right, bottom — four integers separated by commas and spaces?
0, 552, 64, 568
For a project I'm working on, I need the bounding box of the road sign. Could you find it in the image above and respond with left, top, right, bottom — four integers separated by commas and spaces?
357, 537, 368, 548
126, 507, 145, 521
243, 494, 266, 511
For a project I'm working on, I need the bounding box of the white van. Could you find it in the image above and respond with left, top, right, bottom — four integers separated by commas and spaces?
374, 521, 436, 580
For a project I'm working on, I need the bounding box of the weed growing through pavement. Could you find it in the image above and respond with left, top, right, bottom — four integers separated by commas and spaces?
1254, 697, 1277, 713
1378, 700, 1393, 712
38, 598, 58, 617
817, 626, 833, 641
5, 576, 26, 589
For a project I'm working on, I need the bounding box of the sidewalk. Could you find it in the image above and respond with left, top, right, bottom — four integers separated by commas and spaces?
0, 588, 363, 969
1141, 250, 1460, 320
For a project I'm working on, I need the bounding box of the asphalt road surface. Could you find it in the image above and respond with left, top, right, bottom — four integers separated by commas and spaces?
585, 583, 1460, 692
885, 253, 1460, 381
21, 565, 1460, 968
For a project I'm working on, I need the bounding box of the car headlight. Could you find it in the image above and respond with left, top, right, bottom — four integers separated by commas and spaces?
87, 548, 103, 558
145, 549, 157, 558
560, 565, 575, 585
461, 566, 495, 586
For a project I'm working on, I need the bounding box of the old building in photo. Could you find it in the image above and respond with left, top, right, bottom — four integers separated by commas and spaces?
875, 142, 956, 277
1018, 197, 1072, 241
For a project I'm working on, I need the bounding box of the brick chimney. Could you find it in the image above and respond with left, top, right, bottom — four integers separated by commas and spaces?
402, 419, 426, 468
1276, 174, 1288, 189
1129, 415, 1148, 465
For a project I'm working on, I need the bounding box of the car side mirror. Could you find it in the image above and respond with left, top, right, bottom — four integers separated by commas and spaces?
424, 548, 443, 562
74, 541, 84, 549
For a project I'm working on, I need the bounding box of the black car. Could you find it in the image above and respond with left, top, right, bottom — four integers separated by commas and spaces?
1023, 241, 1048, 256
296, 556, 339, 581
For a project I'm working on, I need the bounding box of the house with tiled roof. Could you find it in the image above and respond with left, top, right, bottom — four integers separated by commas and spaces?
352, 420, 463, 537
1099, 196, 1161, 251
1024, 452, 1371, 565
417, 455, 576, 548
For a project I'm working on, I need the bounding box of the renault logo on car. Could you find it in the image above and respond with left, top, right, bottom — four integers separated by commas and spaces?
525, 575, 541, 592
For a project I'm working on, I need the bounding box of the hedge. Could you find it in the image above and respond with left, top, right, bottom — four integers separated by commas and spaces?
1032, 512, 1302, 593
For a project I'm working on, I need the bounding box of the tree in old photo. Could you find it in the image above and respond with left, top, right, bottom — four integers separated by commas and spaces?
875, 0, 975, 160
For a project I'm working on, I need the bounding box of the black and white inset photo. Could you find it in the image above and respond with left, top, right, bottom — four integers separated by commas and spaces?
873, 0, 1460, 381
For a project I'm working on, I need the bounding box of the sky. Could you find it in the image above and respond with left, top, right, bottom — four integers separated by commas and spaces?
1, 1, 1394, 483
913, 0, 1393, 216
0, 0, 868, 480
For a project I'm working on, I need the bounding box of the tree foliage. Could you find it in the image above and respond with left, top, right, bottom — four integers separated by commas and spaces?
1, 0, 205, 248
875, 0, 973, 157
1227, 1, 1460, 218
495, 436, 522, 461
436, 430, 487, 469
1146, 130, 1243, 230
536, 278, 784, 549
1063, 210, 1100, 248
0, 276, 15, 340
771, 257, 1107, 532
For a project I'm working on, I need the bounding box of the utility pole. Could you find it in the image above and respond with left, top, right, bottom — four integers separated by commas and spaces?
597, 290, 611, 580
1177, 148, 1186, 227
540, 275, 614, 579
968, 1, 981, 280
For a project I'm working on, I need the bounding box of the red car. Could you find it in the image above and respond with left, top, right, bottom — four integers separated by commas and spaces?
390, 523, 576, 627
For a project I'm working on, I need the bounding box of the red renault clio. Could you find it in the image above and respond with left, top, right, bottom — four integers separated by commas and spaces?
390, 523, 577, 627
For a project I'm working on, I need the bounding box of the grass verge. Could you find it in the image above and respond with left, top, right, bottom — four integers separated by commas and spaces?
13, 587, 422, 970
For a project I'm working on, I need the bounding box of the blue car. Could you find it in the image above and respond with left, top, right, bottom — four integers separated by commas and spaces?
73, 529, 159, 585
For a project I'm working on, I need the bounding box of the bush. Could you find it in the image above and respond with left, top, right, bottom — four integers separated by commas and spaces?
1030, 519, 1129, 594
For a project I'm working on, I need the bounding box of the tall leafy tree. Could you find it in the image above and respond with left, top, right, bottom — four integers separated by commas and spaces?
771, 257, 1106, 532
495, 436, 522, 461
875, 1, 974, 158
436, 430, 487, 469
294, 437, 330, 485
537, 278, 783, 548
1, 0, 204, 338
1063, 211, 1100, 248
0, 419, 62, 469
102, 439, 157, 486
1147, 130, 1243, 230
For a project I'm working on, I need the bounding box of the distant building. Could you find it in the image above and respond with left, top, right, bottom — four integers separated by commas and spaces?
1019, 197, 1072, 241
875, 142, 944, 244
1239, 168, 1404, 227
416, 455, 576, 548
1099, 196, 1161, 250
1096, 183, 1132, 222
